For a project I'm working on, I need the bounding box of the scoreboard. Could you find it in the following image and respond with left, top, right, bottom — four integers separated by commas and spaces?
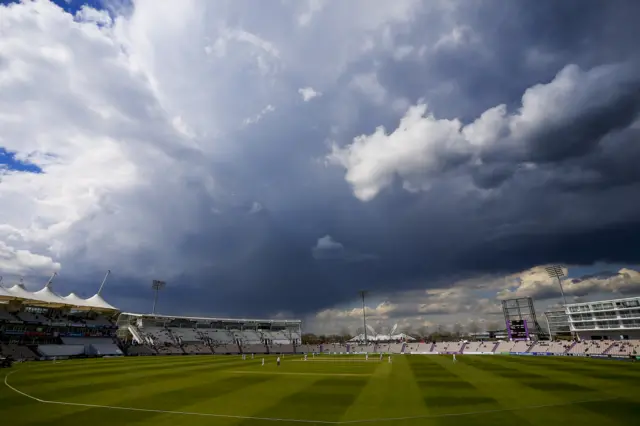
508, 319, 529, 340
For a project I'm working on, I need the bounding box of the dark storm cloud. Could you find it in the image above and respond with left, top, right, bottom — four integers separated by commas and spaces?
37, 0, 640, 319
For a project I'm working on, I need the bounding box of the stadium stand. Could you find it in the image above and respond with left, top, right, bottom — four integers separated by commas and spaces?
4, 281, 640, 362
432, 341, 465, 353
462, 341, 496, 353
0, 343, 38, 360
350, 343, 376, 353
0, 309, 16, 321
527, 340, 571, 354
182, 343, 213, 354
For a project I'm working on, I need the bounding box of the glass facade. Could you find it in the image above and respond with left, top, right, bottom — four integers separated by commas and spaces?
566, 297, 640, 332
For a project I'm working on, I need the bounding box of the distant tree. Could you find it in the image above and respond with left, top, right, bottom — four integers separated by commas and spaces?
467, 321, 480, 335
339, 327, 352, 342
302, 333, 318, 344
486, 320, 501, 331
452, 323, 463, 338
417, 325, 430, 339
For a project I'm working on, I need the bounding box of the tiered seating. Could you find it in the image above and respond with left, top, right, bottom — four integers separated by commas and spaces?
199, 329, 235, 343
170, 328, 201, 343
349, 344, 376, 353
182, 343, 212, 354
568, 341, 595, 355
0, 343, 37, 360
527, 341, 568, 354
606, 340, 636, 356
462, 341, 496, 353
322, 343, 347, 353
0, 310, 16, 321
14, 311, 45, 323
235, 330, 263, 343
84, 315, 113, 327
432, 341, 465, 353
493, 341, 534, 353
156, 344, 184, 355
388, 343, 404, 353
144, 327, 176, 345
241, 343, 268, 354
296, 344, 320, 353
212, 343, 240, 354
127, 345, 156, 356
404, 343, 430, 353
263, 330, 290, 344
269, 343, 294, 353
510, 341, 533, 352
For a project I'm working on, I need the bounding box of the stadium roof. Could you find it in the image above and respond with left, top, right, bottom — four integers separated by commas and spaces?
0, 282, 119, 312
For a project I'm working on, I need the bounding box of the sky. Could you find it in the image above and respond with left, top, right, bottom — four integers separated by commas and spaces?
1, 0, 640, 334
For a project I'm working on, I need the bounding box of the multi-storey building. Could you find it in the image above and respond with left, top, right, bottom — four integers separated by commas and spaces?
566, 296, 640, 340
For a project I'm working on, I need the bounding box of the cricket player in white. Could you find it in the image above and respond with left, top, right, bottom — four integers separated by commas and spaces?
252, 353, 254, 360
453, 354, 457, 363
304, 354, 308, 361
380, 353, 383, 361
277, 356, 281, 366
262, 358, 265, 366
388, 355, 392, 363
365, 353, 369, 361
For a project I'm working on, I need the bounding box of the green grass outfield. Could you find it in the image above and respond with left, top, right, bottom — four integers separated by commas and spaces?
1, 354, 639, 425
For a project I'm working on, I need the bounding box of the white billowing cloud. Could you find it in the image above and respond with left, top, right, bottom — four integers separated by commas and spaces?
311, 235, 377, 262
0, 241, 61, 276
0, 0, 431, 285
311, 235, 344, 260
298, 87, 322, 102
498, 266, 640, 300
314, 235, 344, 251
329, 63, 639, 201
328, 103, 470, 201
306, 265, 640, 334
307, 285, 501, 334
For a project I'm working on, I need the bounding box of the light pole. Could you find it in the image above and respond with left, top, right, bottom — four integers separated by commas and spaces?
359, 290, 368, 344
151, 280, 166, 314
545, 265, 567, 307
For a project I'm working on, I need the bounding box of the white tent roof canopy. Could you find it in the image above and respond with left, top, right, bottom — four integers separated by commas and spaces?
0, 282, 119, 312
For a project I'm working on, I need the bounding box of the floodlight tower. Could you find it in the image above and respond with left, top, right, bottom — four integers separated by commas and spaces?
545, 265, 567, 307
151, 280, 166, 314
359, 290, 369, 344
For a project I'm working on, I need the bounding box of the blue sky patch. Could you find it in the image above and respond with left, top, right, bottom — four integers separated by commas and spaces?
0, 148, 43, 174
